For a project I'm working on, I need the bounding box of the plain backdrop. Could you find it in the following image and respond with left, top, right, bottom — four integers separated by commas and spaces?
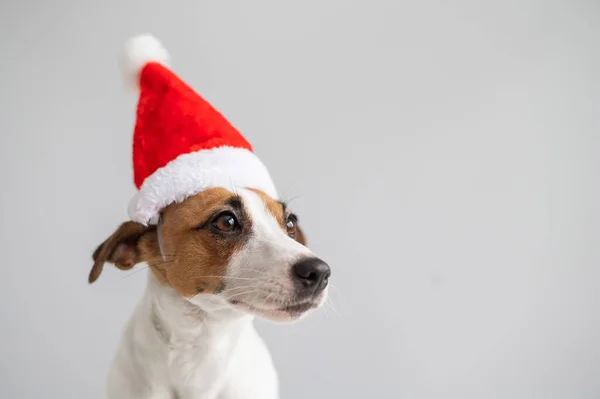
1, 0, 599, 398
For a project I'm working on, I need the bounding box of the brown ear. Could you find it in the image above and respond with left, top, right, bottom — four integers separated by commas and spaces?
296, 224, 307, 246
89, 221, 155, 283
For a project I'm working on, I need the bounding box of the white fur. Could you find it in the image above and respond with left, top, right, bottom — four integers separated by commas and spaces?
109, 188, 327, 398
122, 34, 170, 90
108, 275, 278, 399
129, 147, 278, 225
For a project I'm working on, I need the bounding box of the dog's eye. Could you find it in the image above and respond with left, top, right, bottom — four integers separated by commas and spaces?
212, 212, 239, 233
286, 214, 297, 238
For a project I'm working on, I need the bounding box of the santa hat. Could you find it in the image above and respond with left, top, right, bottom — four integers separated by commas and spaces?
121, 34, 277, 225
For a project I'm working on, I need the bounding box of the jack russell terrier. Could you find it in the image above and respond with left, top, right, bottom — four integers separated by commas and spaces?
88, 35, 330, 399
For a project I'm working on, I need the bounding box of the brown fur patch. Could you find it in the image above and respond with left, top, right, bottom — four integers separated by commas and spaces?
153, 187, 251, 297
89, 188, 250, 298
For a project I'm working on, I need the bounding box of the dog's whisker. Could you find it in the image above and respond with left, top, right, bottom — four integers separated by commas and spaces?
221, 290, 261, 303
148, 255, 179, 262
328, 283, 340, 293
221, 287, 261, 298
117, 265, 151, 281
264, 292, 275, 304
322, 300, 330, 322
280, 194, 304, 205
249, 289, 263, 307
201, 276, 264, 282
217, 285, 260, 297
325, 297, 342, 318
151, 260, 177, 267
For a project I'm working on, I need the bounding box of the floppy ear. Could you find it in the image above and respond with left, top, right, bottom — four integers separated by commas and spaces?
295, 224, 307, 246
89, 221, 156, 283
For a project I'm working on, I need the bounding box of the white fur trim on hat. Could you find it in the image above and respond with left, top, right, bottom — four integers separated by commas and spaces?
122, 34, 170, 90
128, 146, 278, 225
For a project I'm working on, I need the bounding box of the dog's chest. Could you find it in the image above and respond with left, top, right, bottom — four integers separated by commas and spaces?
166, 327, 242, 397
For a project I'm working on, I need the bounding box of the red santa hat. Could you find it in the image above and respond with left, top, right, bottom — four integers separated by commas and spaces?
121, 34, 277, 225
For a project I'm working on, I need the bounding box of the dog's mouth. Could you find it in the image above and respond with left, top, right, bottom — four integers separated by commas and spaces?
279, 302, 314, 313
229, 299, 319, 320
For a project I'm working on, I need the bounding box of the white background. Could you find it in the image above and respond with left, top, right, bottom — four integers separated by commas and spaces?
1, 0, 599, 398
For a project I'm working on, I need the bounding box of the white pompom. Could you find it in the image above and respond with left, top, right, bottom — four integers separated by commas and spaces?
121, 34, 170, 90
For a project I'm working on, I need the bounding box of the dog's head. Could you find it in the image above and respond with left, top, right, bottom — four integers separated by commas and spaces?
89, 187, 329, 321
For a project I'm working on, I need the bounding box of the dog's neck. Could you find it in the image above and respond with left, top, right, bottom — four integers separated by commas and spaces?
112, 273, 259, 397
142, 272, 254, 345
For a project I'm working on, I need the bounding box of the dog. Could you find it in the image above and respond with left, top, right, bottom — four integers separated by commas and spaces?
89, 186, 330, 398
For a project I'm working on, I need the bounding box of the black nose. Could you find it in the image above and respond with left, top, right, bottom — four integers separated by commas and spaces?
292, 258, 331, 293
